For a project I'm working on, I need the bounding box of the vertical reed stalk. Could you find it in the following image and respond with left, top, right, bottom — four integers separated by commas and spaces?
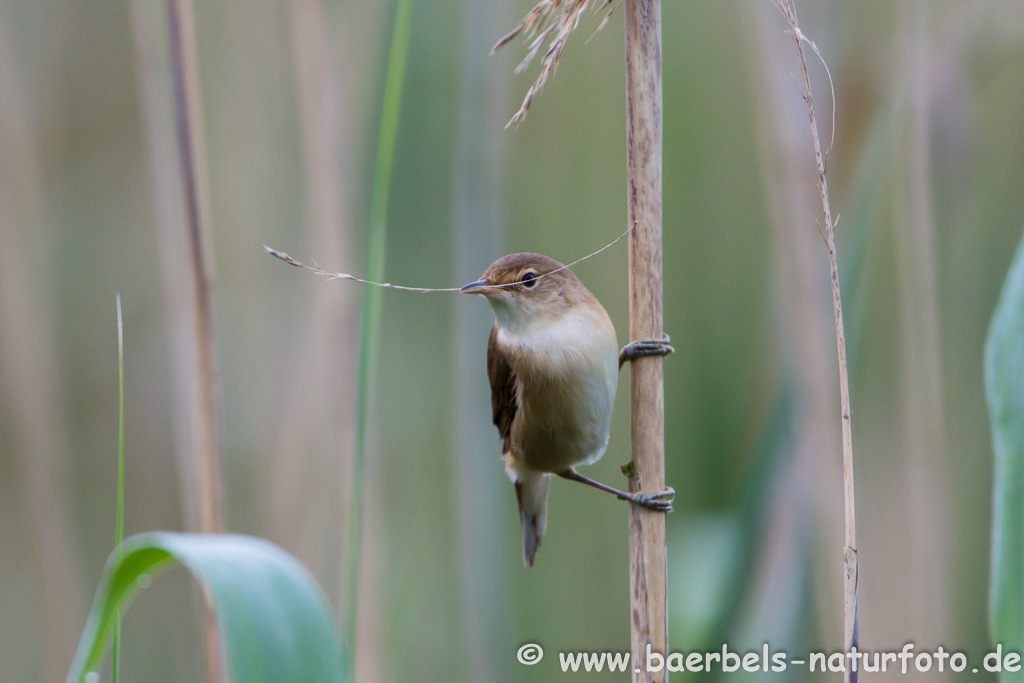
770, 2, 859, 678
166, 0, 225, 680
166, 0, 223, 535
747, 0, 841, 642
624, 1, 668, 681
281, 0, 355, 588
346, 0, 413, 663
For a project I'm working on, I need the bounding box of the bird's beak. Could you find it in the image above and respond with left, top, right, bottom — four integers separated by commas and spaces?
460, 279, 495, 295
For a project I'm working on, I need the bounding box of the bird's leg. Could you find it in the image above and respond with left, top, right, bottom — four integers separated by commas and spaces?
557, 468, 674, 512
619, 334, 674, 369
611, 335, 674, 506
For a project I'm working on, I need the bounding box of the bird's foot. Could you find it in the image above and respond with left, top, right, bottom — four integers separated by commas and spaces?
619, 336, 674, 369
557, 468, 674, 512
623, 487, 675, 512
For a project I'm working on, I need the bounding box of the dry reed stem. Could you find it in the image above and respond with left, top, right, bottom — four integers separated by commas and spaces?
624, 1, 667, 681
127, 0, 197, 540
281, 0, 359, 599
492, 0, 618, 127
746, 1, 845, 644
166, 0, 225, 680
167, 0, 223, 536
770, 1, 859, 678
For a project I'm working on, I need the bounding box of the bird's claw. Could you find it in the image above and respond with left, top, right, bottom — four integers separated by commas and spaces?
619, 336, 674, 368
630, 487, 675, 512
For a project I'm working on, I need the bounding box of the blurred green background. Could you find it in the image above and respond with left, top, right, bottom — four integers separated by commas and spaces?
2, 0, 1023, 681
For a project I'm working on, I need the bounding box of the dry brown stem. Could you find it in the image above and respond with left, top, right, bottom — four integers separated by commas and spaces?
624, 1, 667, 681
769, 1, 859, 679
166, 0, 226, 680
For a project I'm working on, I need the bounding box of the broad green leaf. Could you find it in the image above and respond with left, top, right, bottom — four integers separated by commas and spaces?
66, 532, 347, 683
986, 226, 1024, 676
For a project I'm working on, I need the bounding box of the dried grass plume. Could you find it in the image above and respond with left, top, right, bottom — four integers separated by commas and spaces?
493, 0, 618, 127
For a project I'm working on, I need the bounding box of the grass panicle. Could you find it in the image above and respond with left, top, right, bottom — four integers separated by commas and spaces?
492, 0, 618, 127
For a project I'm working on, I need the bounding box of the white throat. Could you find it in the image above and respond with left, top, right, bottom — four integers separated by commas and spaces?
484, 293, 542, 337
488, 296, 617, 371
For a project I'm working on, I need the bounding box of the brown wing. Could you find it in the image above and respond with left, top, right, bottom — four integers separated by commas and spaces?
486, 325, 516, 454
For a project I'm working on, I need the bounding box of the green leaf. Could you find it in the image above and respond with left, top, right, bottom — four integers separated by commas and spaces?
113, 293, 125, 682
66, 532, 347, 683
348, 1, 414, 649
986, 226, 1024, 674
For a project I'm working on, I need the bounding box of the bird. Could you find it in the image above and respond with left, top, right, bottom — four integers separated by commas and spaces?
461, 252, 674, 567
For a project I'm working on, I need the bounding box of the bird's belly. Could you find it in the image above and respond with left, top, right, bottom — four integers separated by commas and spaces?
513, 367, 616, 473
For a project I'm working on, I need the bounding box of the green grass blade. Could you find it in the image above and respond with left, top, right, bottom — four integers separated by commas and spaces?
66, 532, 348, 683
986, 225, 1024, 676
113, 293, 125, 681
347, 0, 414, 651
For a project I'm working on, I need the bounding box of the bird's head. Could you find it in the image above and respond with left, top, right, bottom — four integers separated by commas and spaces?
460, 253, 588, 334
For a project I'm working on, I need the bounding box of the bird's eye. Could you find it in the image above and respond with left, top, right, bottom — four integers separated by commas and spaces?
520, 271, 538, 288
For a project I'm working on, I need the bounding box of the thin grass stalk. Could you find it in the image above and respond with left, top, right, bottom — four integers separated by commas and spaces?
624, 1, 667, 681
746, 1, 843, 642
345, 0, 414, 661
770, 2, 859, 678
113, 294, 126, 682
165, 0, 225, 680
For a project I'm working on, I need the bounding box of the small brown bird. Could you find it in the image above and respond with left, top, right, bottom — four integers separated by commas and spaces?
461, 253, 674, 567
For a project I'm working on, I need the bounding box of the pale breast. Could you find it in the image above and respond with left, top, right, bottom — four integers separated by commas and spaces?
499, 306, 619, 473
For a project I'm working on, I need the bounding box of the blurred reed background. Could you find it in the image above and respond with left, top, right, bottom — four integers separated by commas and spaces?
1, 0, 1023, 681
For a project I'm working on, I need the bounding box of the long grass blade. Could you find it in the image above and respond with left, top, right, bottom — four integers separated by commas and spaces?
345, 0, 415, 660
113, 293, 126, 681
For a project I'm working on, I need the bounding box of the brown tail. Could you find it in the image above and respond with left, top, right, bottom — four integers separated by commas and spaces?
514, 472, 549, 567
